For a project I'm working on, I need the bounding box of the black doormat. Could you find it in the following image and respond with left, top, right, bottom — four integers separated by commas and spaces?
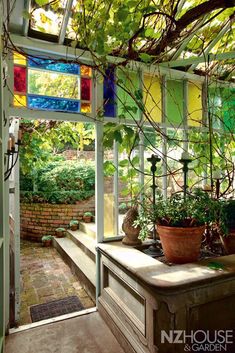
30, 296, 84, 322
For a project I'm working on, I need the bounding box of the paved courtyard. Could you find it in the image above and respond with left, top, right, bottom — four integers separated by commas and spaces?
20, 240, 94, 325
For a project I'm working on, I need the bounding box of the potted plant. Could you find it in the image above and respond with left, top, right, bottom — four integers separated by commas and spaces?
83, 212, 93, 223
155, 190, 225, 263
220, 200, 235, 254
69, 220, 79, 231
55, 227, 66, 238
41, 235, 53, 247
136, 189, 223, 264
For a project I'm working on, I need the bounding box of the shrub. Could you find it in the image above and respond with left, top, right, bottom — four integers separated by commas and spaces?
20, 161, 95, 204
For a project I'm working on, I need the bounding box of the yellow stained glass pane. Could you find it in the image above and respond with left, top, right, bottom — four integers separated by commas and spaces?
13, 94, 26, 107
81, 103, 91, 113
188, 82, 202, 126
81, 65, 92, 77
14, 52, 26, 66
143, 75, 161, 122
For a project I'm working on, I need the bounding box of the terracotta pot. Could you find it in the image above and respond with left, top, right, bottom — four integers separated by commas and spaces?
55, 229, 66, 238
70, 224, 78, 231
220, 230, 235, 255
157, 225, 205, 264
42, 240, 52, 247
83, 216, 92, 223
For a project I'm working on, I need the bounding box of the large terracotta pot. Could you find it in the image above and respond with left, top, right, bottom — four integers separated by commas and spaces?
157, 225, 205, 264
220, 230, 235, 255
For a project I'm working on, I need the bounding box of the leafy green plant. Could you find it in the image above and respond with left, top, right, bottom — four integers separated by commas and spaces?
154, 190, 223, 228
20, 161, 95, 204
69, 220, 79, 226
134, 189, 226, 240
83, 211, 93, 217
41, 235, 53, 241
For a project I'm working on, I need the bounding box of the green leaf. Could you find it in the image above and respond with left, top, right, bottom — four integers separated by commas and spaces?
114, 130, 123, 144
145, 28, 154, 37
103, 161, 116, 175
35, 0, 49, 5
131, 156, 139, 165
139, 53, 153, 63
119, 159, 129, 167
22, 10, 32, 20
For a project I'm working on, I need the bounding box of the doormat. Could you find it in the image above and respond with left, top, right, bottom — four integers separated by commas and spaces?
30, 296, 84, 322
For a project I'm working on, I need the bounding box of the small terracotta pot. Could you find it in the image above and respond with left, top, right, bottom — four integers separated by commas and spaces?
157, 225, 205, 264
70, 224, 78, 231
220, 230, 235, 255
43, 240, 52, 247
55, 229, 66, 238
83, 216, 92, 223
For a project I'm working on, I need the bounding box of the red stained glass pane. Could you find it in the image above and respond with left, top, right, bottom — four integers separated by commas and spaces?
81, 78, 91, 101
14, 66, 27, 93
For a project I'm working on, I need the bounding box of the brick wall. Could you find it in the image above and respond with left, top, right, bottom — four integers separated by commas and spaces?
20, 196, 95, 241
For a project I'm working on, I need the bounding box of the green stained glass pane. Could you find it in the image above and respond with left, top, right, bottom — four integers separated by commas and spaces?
222, 88, 235, 133
117, 70, 140, 120
166, 80, 183, 125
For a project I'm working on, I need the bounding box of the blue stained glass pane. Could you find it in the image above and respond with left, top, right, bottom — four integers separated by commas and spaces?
103, 68, 116, 117
28, 57, 80, 75
28, 95, 80, 113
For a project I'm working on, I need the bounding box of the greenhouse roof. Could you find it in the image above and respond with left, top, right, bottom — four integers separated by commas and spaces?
4, 0, 235, 81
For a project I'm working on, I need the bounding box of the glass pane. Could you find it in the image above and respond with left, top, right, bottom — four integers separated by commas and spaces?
188, 82, 202, 127
143, 75, 161, 122
81, 78, 91, 100
28, 69, 80, 99
208, 87, 222, 129
30, 0, 67, 36
166, 80, 183, 126
103, 68, 116, 117
14, 66, 27, 93
81, 103, 91, 113
222, 88, 235, 132
81, 65, 92, 77
28, 95, 80, 112
29, 57, 80, 75
13, 52, 26, 66
13, 94, 26, 107
166, 129, 184, 196
117, 69, 140, 120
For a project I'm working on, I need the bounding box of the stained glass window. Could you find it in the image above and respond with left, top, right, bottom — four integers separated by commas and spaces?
117, 69, 140, 120
14, 66, 27, 93
28, 95, 80, 112
13, 53, 92, 114
28, 57, 80, 75
81, 78, 91, 100
143, 75, 161, 122
103, 68, 116, 117
166, 80, 183, 125
188, 82, 202, 127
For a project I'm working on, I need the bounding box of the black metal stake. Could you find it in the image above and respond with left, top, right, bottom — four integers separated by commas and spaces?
179, 158, 192, 200
143, 154, 163, 257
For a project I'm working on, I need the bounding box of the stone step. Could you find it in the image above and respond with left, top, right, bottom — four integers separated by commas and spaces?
66, 229, 96, 262
53, 237, 96, 301
79, 222, 96, 239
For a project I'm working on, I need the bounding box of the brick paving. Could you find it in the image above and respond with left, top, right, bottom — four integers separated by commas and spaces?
20, 240, 94, 325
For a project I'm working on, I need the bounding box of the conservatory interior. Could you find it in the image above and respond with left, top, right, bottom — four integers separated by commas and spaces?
1, 0, 235, 353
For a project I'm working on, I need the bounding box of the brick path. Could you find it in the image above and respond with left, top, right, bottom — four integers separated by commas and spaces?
20, 240, 94, 325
